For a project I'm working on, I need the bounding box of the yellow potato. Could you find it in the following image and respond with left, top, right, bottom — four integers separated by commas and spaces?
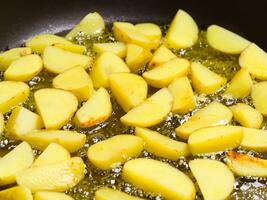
189, 159, 235, 200
52, 43, 86, 54
0, 186, 33, 200
90, 52, 130, 88
53, 66, 94, 101
251, 81, 267, 116
74, 88, 112, 128
109, 73, 147, 112
188, 126, 243, 155
175, 102, 232, 139
95, 188, 144, 200
122, 158, 196, 200
0, 81, 30, 113
230, 103, 263, 128
135, 23, 162, 42
120, 88, 173, 127
191, 62, 227, 94
34, 88, 78, 129
135, 127, 190, 160
93, 42, 126, 58
35, 191, 74, 200
43, 46, 92, 74
66, 12, 105, 40
224, 68, 252, 98
143, 58, 190, 88
0, 113, 4, 134
168, 76, 196, 114
21, 130, 86, 153
207, 25, 250, 54
241, 128, 267, 153
165, 9, 199, 49
88, 135, 144, 170
0, 142, 34, 186
16, 157, 84, 192
5, 106, 43, 139
126, 44, 152, 72
0, 47, 31, 70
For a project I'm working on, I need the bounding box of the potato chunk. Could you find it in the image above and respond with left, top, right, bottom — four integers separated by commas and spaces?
251, 81, 267, 116
0, 113, 4, 134
0, 186, 33, 200
52, 43, 86, 54
95, 188, 144, 200
93, 42, 126, 58
0, 81, 29, 113
35, 191, 74, 200
175, 102, 232, 139
188, 126, 243, 155
53, 66, 94, 101
74, 88, 112, 128
241, 128, 267, 153
34, 88, 78, 129
109, 73, 147, 112
135, 127, 190, 160
189, 159, 234, 200
207, 25, 250, 54
165, 9, 198, 49
16, 157, 85, 192
135, 23, 161, 47
88, 135, 144, 170
143, 58, 190, 88
122, 158, 196, 200
90, 52, 130, 88
0, 142, 34, 186
120, 88, 173, 127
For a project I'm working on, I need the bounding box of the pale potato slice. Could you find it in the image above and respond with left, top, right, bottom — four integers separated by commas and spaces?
109, 73, 147, 112
74, 87, 112, 128
189, 159, 235, 200
6, 106, 43, 139
175, 102, 232, 139
191, 62, 227, 94
135, 23, 162, 42
122, 158, 196, 200
251, 81, 267, 116
120, 88, 173, 127
0, 47, 31, 70
88, 135, 144, 170
188, 126, 243, 155
0, 81, 30, 113
53, 43, 86, 54
20, 130, 86, 153
143, 58, 190, 88
43, 46, 92, 74
165, 9, 198, 49
90, 52, 130, 88
53, 66, 94, 101
230, 103, 263, 128
35, 191, 74, 200
66, 12, 105, 40
0, 186, 33, 200
224, 68, 252, 98
135, 127, 190, 160
33, 143, 70, 167
16, 157, 84, 192
168, 76, 196, 114
126, 44, 152, 72
93, 42, 126, 58
0, 142, 34, 186
34, 88, 78, 129
95, 188, 144, 200
241, 128, 267, 153
207, 25, 250, 54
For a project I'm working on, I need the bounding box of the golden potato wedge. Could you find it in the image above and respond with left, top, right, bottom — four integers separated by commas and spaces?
53, 66, 94, 101
188, 126, 243, 155
120, 88, 173, 127
90, 52, 130, 88
88, 135, 144, 170
35, 191, 74, 200
21, 130, 86, 153
230, 103, 263, 128
207, 25, 250, 54
0, 142, 34, 186
189, 159, 235, 200
0, 112, 4, 134
191, 62, 227, 94
168, 76, 196, 114
0, 186, 33, 200
135, 23, 162, 42
135, 127, 190, 160
95, 188, 144, 200
241, 128, 267, 153
16, 157, 84, 192
251, 81, 267, 116
0, 81, 30, 113
224, 68, 252, 98
143, 58, 190, 88
93, 42, 126, 58
34, 88, 78, 129
74, 87, 112, 128
109, 73, 147, 112
122, 158, 196, 200
165, 9, 199, 49
52, 43, 86, 54
175, 102, 232, 139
